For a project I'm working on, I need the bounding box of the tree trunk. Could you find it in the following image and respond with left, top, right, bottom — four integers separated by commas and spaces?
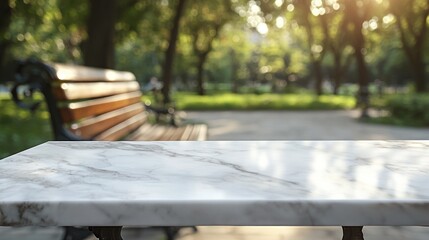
299, 1, 325, 96
392, 5, 428, 92
404, 49, 427, 93
354, 42, 370, 107
230, 49, 239, 93
0, 1, 12, 74
332, 53, 342, 95
0, 1, 11, 40
196, 54, 207, 95
346, 0, 370, 118
412, 56, 427, 92
180, 72, 190, 90
402, 49, 427, 93
161, 0, 187, 104
83, 0, 117, 69
314, 59, 323, 95
399, 33, 427, 93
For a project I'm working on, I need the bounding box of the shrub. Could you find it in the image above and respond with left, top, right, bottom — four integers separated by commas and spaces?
385, 94, 429, 126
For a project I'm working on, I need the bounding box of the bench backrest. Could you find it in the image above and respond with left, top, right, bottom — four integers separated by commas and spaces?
13, 60, 148, 141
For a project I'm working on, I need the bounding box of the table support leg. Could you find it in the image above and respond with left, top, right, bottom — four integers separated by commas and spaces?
88, 226, 123, 240
342, 226, 364, 240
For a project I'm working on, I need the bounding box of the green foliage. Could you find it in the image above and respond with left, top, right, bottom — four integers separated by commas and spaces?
0, 0, 428, 95
4, 0, 81, 63
383, 94, 429, 126
116, 39, 161, 82
2, 0, 428, 159
173, 92, 355, 110
0, 93, 51, 159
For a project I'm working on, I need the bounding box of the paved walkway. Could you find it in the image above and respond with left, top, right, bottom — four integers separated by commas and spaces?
186, 110, 429, 140
1, 110, 428, 240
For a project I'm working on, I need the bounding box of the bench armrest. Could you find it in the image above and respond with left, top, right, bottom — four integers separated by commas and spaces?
10, 61, 44, 112
10, 60, 85, 141
10, 80, 42, 112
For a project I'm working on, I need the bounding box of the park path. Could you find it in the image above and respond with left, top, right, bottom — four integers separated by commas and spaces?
186, 110, 429, 140
1, 110, 428, 240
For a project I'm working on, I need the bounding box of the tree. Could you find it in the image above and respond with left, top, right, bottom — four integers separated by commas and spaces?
291, 0, 326, 95
161, 0, 187, 104
208, 21, 254, 94
388, 0, 429, 92
82, 0, 117, 68
343, 0, 376, 117
0, 0, 47, 82
230, 48, 240, 93
59, 0, 161, 68
0, 0, 12, 75
185, 0, 234, 95
319, 1, 352, 94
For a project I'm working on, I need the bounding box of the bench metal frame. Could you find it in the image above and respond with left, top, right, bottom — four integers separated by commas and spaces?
11, 60, 82, 141
86, 226, 364, 240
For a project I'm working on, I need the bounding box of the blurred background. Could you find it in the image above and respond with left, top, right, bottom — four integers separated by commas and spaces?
0, 0, 428, 238
0, 0, 429, 150
1, 0, 428, 157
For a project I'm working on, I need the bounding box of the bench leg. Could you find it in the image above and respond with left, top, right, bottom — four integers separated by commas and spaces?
163, 227, 180, 240
63, 227, 93, 240
342, 226, 364, 240
163, 226, 198, 240
88, 226, 123, 240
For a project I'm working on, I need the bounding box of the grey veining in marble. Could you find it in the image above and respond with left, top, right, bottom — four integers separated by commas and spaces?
0, 141, 428, 226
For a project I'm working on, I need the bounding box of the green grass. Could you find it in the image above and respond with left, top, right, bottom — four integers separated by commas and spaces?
0, 93, 51, 159
171, 92, 356, 111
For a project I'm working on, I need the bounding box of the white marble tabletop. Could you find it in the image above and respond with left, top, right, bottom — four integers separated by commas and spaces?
0, 141, 428, 227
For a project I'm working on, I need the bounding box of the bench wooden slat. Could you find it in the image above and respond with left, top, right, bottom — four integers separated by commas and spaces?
196, 124, 208, 141
165, 126, 187, 141
51, 63, 136, 82
129, 125, 199, 141
126, 124, 154, 141
130, 125, 155, 140
179, 125, 195, 141
69, 103, 146, 139
167, 126, 186, 141
53, 81, 140, 100
135, 125, 169, 141
187, 125, 201, 141
186, 124, 208, 141
157, 127, 181, 141
94, 113, 147, 141
59, 91, 142, 122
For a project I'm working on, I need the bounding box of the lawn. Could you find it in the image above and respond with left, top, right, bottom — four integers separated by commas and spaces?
171, 92, 356, 110
0, 93, 51, 159
1, 92, 356, 159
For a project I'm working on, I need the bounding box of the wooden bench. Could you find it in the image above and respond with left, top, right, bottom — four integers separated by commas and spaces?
10, 59, 206, 240
11, 60, 207, 142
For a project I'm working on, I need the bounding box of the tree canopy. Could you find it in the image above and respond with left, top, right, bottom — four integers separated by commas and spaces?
1, 0, 428, 96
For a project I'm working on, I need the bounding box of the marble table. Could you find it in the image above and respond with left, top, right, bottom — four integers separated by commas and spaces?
1, 141, 429, 240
